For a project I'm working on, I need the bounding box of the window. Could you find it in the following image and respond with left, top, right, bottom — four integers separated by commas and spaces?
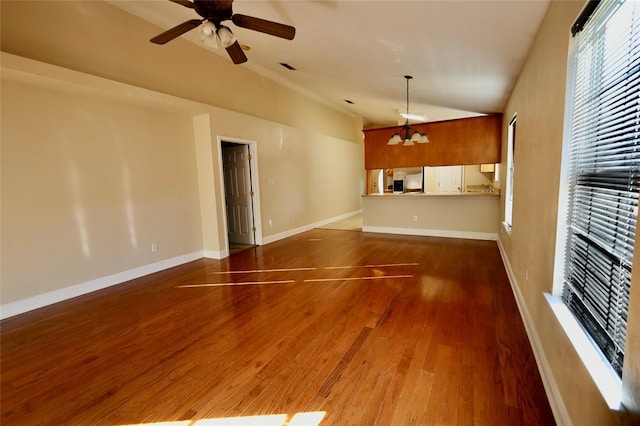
558, 0, 639, 379
504, 114, 517, 231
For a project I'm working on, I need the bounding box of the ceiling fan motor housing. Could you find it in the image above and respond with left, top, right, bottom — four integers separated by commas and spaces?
194, 0, 233, 22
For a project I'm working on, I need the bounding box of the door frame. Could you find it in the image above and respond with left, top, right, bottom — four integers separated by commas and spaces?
216, 136, 263, 254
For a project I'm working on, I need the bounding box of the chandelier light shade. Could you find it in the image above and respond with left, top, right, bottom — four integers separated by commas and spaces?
388, 76, 429, 146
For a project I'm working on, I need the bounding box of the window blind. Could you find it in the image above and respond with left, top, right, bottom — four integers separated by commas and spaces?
563, 0, 640, 377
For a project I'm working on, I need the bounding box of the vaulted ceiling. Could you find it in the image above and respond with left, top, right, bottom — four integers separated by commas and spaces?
110, 0, 551, 127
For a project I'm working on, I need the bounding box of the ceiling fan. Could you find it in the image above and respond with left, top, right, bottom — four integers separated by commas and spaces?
150, 0, 296, 64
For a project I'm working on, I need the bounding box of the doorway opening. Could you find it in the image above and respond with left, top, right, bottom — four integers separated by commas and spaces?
221, 141, 257, 255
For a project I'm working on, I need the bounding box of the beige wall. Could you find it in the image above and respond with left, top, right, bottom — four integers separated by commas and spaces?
463, 164, 495, 187
0, 57, 364, 306
1, 78, 203, 303
206, 111, 364, 239
0, 0, 364, 309
0, 0, 360, 144
498, 0, 639, 424
192, 106, 364, 256
363, 195, 499, 240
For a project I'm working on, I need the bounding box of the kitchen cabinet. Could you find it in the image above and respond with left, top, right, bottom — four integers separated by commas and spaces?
363, 114, 502, 169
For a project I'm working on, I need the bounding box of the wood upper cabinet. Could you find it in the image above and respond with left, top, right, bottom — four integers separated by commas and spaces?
363, 114, 502, 169
480, 163, 496, 172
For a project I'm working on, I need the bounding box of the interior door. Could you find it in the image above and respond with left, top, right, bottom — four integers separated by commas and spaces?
222, 144, 255, 245
437, 165, 463, 193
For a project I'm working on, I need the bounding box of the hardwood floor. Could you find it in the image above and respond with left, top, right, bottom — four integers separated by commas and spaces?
317, 214, 362, 231
1, 229, 555, 425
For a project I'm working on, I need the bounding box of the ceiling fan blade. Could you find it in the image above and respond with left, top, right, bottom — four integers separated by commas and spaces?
225, 40, 248, 64
150, 19, 203, 44
231, 14, 295, 40
168, 0, 195, 8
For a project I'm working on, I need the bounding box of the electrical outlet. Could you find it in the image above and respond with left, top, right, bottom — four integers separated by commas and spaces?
525, 269, 529, 283
413, 215, 418, 222
151, 243, 158, 252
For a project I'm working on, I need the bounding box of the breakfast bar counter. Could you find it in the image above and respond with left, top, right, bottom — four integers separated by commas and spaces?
361, 191, 500, 240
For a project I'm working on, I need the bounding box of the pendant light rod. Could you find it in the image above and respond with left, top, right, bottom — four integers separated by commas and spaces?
405, 75, 412, 118
388, 75, 429, 146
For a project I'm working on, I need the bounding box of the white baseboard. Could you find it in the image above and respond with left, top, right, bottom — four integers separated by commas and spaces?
203, 249, 229, 259
262, 209, 362, 245
496, 238, 570, 426
313, 209, 362, 228
262, 224, 316, 245
204, 211, 363, 257
0, 251, 203, 320
362, 226, 497, 241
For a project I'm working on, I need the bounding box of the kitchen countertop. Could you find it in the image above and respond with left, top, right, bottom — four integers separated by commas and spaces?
362, 191, 499, 198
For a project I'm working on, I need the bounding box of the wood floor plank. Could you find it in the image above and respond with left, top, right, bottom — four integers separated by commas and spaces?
1, 229, 555, 425
389, 324, 435, 425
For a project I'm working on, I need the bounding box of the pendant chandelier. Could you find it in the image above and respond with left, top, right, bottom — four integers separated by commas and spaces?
388, 75, 429, 146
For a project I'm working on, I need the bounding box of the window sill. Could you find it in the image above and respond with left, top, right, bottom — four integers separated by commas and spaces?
502, 221, 512, 234
544, 294, 624, 412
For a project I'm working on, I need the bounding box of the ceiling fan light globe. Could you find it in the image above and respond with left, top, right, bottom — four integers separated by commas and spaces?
418, 134, 429, 143
403, 139, 415, 146
201, 21, 215, 36
217, 25, 236, 48
410, 132, 421, 143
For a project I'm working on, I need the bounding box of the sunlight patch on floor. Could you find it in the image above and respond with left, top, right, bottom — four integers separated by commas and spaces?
323, 263, 419, 269
119, 411, 326, 426
210, 268, 316, 275
176, 280, 295, 288
304, 275, 413, 283
178, 264, 418, 289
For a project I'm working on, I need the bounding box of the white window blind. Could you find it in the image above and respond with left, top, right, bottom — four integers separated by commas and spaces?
563, 0, 639, 377
504, 115, 516, 231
